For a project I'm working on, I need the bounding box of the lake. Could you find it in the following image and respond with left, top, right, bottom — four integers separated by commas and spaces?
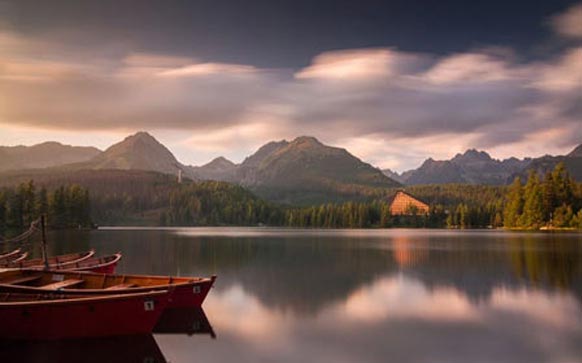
5, 228, 582, 363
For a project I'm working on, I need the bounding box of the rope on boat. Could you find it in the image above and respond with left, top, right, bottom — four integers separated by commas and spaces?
0, 219, 41, 245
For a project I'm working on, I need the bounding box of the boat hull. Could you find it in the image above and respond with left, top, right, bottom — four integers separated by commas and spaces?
166, 276, 215, 308
0, 270, 216, 308
0, 291, 168, 340
0, 249, 21, 262
47, 253, 122, 274
4, 250, 95, 269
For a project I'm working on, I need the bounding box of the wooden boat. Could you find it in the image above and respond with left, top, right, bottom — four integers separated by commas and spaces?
0, 269, 216, 308
2, 250, 95, 269
0, 248, 22, 262
0, 290, 169, 339
49, 253, 123, 274
0, 334, 167, 363
0, 251, 29, 265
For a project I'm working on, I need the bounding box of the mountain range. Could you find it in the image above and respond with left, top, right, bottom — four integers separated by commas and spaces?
1, 132, 581, 204
0, 132, 399, 204
0, 142, 100, 172
384, 146, 582, 185
384, 149, 533, 185
192, 136, 400, 203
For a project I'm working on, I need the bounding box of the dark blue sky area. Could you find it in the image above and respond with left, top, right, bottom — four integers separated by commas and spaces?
3, 0, 578, 67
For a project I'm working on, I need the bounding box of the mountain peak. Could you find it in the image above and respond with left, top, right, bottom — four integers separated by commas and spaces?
568, 144, 582, 158
213, 156, 234, 163
291, 136, 323, 146
205, 156, 236, 168
121, 131, 158, 144
90, 131, 183, 175
236, 136, 400, 201
452, 149, 492, 163
241, 140, 289, 168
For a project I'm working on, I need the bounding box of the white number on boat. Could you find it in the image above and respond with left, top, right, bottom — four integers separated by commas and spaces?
144, 300, 155, 311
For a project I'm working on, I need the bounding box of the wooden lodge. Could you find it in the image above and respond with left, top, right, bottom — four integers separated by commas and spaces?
389, 190, 429, 216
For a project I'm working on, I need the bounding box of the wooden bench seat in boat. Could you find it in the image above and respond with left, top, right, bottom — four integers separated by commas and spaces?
0, 275, 42, 285
105, 283, 138, 290
40, 279, 85, 290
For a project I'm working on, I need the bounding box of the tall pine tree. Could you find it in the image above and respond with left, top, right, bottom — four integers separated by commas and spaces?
504, 177, 524, 228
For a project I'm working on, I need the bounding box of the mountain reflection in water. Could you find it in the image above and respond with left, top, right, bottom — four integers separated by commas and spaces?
40, 229, 582, 362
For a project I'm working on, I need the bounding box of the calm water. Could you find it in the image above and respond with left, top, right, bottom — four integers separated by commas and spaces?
6, 228, 582, 362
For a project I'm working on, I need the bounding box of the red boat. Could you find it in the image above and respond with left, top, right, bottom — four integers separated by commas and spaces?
0, 290, 169, 340
0, 269, 216, 308
53, 253, 123, 273
3, 250, 95, 269
0, 248, 22, 262
0, 251, 29, 265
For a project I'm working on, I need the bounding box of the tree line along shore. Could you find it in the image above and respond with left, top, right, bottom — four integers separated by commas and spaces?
1, 163, 581, 235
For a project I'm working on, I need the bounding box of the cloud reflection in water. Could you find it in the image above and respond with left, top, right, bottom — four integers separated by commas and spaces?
157, 274, 582, 363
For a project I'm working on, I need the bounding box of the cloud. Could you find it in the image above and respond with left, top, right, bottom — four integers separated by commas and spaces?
0, 32, 279, 132
550, 3, 582, 39
295, 48, 427, 81
284, 45, 581, 168
157, 63, 258, 78
0, 11, 581, 169
422, 53, 517, 84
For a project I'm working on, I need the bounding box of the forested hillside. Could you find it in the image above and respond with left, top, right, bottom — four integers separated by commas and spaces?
1, 163, 581, 231
0, 181, 91, 236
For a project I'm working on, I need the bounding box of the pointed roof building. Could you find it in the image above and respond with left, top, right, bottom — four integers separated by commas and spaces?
389, 190, 429, 215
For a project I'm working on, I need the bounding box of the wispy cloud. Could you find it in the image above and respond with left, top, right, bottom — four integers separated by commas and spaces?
0, 4, 581, 169
550, 3, 582, 39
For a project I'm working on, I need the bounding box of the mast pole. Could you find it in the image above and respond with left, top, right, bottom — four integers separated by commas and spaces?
41, 215, 49, 270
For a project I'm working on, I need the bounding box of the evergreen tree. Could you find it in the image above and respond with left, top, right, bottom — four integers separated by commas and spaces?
553, 204, 574, 228
552, 162, 574, 207
520, 170, 544, 229
50, 186, 67, 228
36, 187, 49, 218
6, 190, 24, 230
542, 172, 556, 221
20, 180, 36, 226
572, 209, 582, 229
504, 177, 524, 228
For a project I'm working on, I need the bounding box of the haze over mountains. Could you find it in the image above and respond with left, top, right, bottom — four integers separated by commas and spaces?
1, 132, 581, 201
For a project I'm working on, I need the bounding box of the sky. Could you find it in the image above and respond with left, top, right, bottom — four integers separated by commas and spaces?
0, 0, 581, 171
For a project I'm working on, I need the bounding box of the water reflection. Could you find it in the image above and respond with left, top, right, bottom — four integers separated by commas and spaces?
0, 307, 216, 363
41, 228, 582, 362
154, 307, 216, 338
157, 275, 582, 363
0, 334, 166, 363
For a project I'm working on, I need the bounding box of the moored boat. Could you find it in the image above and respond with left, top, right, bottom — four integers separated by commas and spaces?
0, 269, 216, 308
0, 248, 22, 262
48, 253, 123, 273
0, 290, 169, 340
0, 251, 29, 265
2, 250, 95, 269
